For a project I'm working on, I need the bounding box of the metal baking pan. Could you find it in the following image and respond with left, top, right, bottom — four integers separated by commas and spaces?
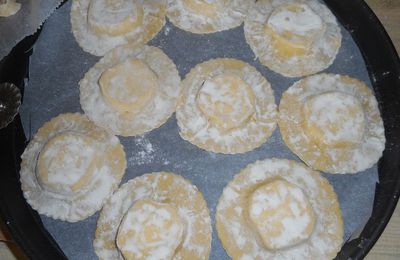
0, 0, 399, 259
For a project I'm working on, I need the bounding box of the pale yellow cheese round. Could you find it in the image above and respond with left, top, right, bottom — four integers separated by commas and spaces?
177, 58, 277, 154
0, 0, 21, 17
279, 74, 385, 174
265, 3, 325, 58
37, 132, 101, 195
248, 179, 316, 250
167, 0, 252, 34
71, 0, 166, 56
196, 74, 255, 131
87, 0, 143, 37
80, 45, 181, 136
244, 0, 342, 77
116, 199, 184, 260
94, 172, 212, 260
302, 91, 365, 149
99, 59, 157, 113
20, 113, 126, 222
216, 158, 343, 259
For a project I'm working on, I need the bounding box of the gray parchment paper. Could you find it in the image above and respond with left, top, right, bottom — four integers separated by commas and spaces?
0, 0, 63, 60
19, 1, 379, 259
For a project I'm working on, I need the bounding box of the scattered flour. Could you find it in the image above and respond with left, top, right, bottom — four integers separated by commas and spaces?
128, 135, 155, 166
127, 135, 170, 166
164, 25, 171, 36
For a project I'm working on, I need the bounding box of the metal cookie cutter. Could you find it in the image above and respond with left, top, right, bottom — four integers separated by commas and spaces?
0, 82, 21, 129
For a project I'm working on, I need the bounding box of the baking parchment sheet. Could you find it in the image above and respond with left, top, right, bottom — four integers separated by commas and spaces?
19, 1, 379, 259
0, 0, 63, 60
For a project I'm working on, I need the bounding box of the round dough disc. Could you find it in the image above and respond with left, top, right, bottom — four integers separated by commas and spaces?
20, 113, 126, 222
167, 0, 252, 34
176, 58, 277, 154
244, 0, 342, 77
94, 172, 212, 260
80, 44, 181, 137
279, 73, 385, 174
71, 0, 166, 56
216, 158, 343, 259
0, 0, 21, 17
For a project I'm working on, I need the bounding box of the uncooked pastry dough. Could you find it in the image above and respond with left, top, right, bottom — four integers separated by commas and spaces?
71, 0, 166, 56
248, 179, 316, 250
80, 44, 181, 136
19, 113, 126, 222
176, 58, 277, 154
244, 0, 342, 77
216, 158, 343, 259
279, 73, 385, 174
167, 0, 252, 34
0, 0, 21, 17
94, 172, 211, 260
116, 198, 184, 260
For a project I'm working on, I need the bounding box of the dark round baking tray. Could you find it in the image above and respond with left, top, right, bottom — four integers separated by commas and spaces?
0, 0, 399, 259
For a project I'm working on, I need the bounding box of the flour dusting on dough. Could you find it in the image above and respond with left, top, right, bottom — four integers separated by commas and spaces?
19, 113, 126, 222
279, 73, 385, 174
71, 0, 166, 56
244, 0, 342, 77
216, 159, 343, 259
80, 45, 181, 136
177, 58, 277, 154
167, 0, 252, 34
94, 172, 212, 260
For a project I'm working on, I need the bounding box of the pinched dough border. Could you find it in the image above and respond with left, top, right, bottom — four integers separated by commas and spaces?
71, 0, 166, 56
94, 172, 212, 260
216, 158, 343, 259
167, 0, 252, 34
80, 44, 181, 137
244, 0, 342, 77
20, 113, 126, 222
177, 58, 277, 154
279, 73, 385, 174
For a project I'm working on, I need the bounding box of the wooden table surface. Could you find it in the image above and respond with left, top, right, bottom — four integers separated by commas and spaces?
1, 0, 399, 259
